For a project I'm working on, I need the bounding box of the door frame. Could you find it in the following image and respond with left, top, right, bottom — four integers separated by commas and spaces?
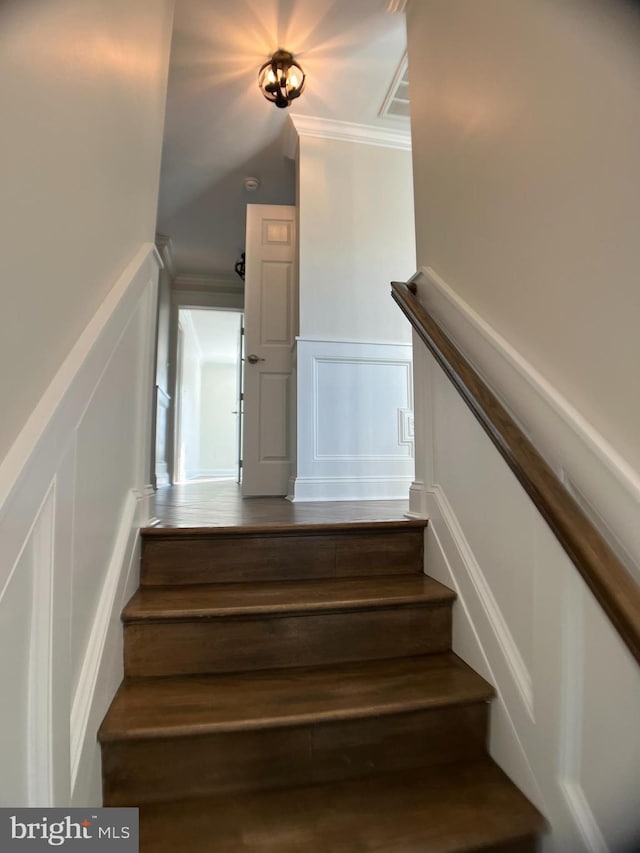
167, 284, 244, 485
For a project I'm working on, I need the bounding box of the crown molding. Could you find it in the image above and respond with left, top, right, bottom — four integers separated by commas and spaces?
155, 233, 176, 279
288, 114, 411, 152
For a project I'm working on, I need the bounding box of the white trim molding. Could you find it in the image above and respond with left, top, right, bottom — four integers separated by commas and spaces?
291, 476, 412, 502
155, 233, 176, 279
410, 285, 640, 850
288, 114, 411, 152
429, 486, 534, 717
406, 480, 428, 519
70, 489, 138, 794
423, 499, 543, 808
0, 245, 160, 515
28, 485, 56, 806
0, 242, 160, 807
290, 339, 414, 501
413, 265, 640, 580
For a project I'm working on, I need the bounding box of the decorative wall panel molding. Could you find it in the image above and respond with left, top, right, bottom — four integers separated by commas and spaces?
412, 329, 640, 851
429, 485, 534, 718
413, 265, 640, 579
0, 243, 159, 807
290, 339, 414, 501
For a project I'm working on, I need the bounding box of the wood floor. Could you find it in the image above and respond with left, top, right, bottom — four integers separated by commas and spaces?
99, 481, 545, 851
148, 479, 411, 529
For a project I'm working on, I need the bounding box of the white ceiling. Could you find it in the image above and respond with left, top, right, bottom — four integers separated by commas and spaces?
156, 0, 408, 276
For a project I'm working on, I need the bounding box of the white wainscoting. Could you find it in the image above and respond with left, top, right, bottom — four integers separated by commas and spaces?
289, 339, 414, 501
0, 243, 159, 807
412, 266, 640, 581
410, 281, 640, 852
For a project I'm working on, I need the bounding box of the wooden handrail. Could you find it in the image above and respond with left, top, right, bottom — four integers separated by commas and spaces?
392, 280, 640, 666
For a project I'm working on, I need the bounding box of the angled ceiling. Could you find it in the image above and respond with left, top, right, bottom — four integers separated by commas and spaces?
156, 0, 409, 277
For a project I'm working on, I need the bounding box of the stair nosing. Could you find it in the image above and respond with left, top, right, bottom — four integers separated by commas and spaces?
123, 576, 456, 623
142, 519, 428, 537
99, 689, 493, 742
122, 594, 454, 623
99, 653, 495, 743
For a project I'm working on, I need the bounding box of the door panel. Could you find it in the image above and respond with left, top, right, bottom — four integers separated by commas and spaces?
260, 262, 292, 345
242, 204, 296, 496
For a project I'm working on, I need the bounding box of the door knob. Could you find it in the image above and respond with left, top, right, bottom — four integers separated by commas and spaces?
246, 354, 265, 364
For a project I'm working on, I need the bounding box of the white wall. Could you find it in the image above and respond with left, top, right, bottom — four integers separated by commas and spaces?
406, 2, 640, 846
0, 247, 161, 807
292, 134, 416, 499
0, 0, 173, 807
177, 311, 202, 481
199, 362, 238, 477
406, 0, 640, 474
0, 0, 174, 465
412, 337, 640, 853
291, 339, 414, 501
156, 260, 172, 395
298, 136, 415, 344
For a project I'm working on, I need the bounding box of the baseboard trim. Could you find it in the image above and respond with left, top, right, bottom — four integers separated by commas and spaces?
561, 781, 608, 853
428, 485, 534, 717
187, 469, 237, 479
290, 476, 413, 502
406, 480, 428, 518
424, 488, 544, 815
70, 489, 139, 797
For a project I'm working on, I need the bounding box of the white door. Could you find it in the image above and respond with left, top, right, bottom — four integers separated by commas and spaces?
242, 204, 296, 496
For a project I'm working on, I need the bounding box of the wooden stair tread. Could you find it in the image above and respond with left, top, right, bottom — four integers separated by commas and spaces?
99, 652, 493, 740
142, 518, 428, 537
123, 574, 454, 621
138, 759, 545, 852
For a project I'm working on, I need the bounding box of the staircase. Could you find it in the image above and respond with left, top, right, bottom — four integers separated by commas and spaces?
99, 519, 544, 851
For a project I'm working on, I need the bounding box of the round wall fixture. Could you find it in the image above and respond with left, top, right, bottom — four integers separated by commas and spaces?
243, 177, 260, 192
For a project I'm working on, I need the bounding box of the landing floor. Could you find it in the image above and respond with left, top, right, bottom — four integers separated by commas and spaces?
149, 480, 411, 529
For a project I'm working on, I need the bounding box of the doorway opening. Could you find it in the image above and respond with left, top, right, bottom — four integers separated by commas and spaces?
174, 308, 243, 485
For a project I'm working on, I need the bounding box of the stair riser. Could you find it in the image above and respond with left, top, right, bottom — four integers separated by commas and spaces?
102, 703, 489, 805
485, 841, 538, 853
124, 604, 452, 677
141, 529, 424, 586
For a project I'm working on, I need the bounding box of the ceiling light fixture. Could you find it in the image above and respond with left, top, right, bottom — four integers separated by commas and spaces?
258, 49, 305, 109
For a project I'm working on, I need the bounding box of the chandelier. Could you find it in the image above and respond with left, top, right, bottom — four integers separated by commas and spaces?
258, 49, 306, 109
